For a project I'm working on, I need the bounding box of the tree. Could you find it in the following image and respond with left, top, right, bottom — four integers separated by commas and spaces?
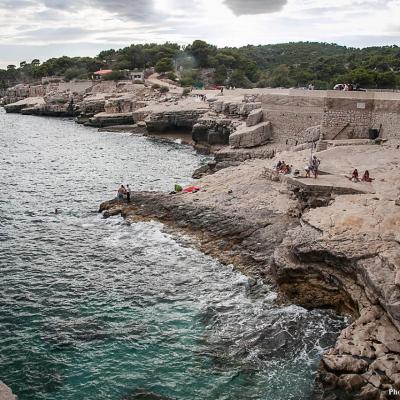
348, 68, 376, 88
266, 65, 294, 88
64, 67, 88, 81
31, 59, 40, 66
214, 65, 228, 85
155, 58, 173, 73
229, 69, 248, 88
186, 40, 216, 68
375, 71, 397, 88
20, 61, 27, 68
7, 65, 16, 70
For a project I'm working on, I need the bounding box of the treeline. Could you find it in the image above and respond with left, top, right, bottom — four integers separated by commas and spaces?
1, 41, 400, 90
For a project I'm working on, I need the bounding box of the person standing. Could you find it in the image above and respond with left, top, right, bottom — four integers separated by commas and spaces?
126, 184, 131, 203
311, 155, 320, 179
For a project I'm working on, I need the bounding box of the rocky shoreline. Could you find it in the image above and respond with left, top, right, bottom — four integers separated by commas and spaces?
99, 144, 400, 400
3, 79, 400, 399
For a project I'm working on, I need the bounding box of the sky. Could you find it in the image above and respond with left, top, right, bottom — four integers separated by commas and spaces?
0, 0, 399, 68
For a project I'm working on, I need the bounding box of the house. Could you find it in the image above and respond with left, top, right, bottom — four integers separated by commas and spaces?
93, 69, 113, 80
129, 70, 144, 83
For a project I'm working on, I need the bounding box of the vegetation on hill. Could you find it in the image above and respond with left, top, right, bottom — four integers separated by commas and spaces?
1, 41, 399, 90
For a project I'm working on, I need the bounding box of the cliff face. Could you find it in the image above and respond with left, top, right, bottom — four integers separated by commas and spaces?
99, 144, 400, 399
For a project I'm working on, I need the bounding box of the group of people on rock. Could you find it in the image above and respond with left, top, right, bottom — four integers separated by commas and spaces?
349, 169, 374, 183
275, 155, 321, 179
275, 160, 293, 175
305, 155, 321, 179
117, 184, 131, 202
334, 83, 361, 91
195, 94, 207, 102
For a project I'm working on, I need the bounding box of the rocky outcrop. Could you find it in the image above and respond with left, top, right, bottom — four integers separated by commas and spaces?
4, 97, 45, 113
229, 121, 272, 148
274, 223, 400, 399
0, 382, 17, 400
210, 99, 261, 116
4, 89, 79, 117
192, 114, 242, 145
246, 109, 263, 127
74, 94, 107, 122
99, 192, 298, 279
145, 108, 208, 132
98, 143, 400, 399
1, 83, 31, 105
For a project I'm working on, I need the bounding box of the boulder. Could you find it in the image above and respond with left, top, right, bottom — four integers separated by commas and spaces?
322, 355, 369, 374
246, 109, 263, 127
0, 382, 17, 400
229, 122, 272, 149
87, 112, 134, 127
337, 374, 365, 391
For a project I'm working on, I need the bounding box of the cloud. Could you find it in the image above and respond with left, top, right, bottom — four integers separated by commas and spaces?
0, 0, 36, 9
14, 27, 93, 41
0, 0, 399, 68
42, 0, 162, 22
224, 0, 287, 15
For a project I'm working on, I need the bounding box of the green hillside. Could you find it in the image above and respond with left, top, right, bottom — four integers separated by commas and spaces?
1, 41, 399, 90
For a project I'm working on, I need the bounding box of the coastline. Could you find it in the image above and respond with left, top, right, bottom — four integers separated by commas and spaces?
99, 146, 400, 400
3, 80, 400, 399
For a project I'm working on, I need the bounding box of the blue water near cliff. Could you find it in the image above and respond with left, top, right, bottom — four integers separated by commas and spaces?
0, 109, 345, 400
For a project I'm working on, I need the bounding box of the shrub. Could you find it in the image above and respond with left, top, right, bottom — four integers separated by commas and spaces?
160, 86, 169, 93
155, 58, 173, 73
151, 83, 161, 90
166, 71, 177, 81
182, 87, 191, 96
179, 77, 195, 87
102, 70, 126, 81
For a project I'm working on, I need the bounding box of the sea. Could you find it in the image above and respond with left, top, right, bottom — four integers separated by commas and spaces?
0, 109, 345, 400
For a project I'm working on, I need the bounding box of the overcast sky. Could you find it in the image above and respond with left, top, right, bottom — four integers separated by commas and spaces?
1, 0, 399, 68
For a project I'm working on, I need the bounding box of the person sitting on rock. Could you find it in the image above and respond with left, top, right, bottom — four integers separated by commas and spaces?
282, 164, 291, 174
305, 165, 311, 178
276, 160, 282, 171
117, 185, 127, 200
278, 161, 287, 173
351, 169, 359, 182
361, 170, 374, 182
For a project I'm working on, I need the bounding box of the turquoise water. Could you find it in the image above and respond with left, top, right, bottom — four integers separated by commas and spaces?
0, 110, 345, 400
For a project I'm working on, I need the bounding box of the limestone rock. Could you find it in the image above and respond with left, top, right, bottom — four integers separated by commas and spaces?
229, 122, 272, 148
323, 355, 369, 374
88, 112, 134, 127
4, 97, 45, 113
0, 382, 17, 400
145, 109, 208, 132
337, 374, 365, 391
246, 109, 263, 127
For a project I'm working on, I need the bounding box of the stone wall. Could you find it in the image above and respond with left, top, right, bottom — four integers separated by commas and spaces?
260, 90, 400, 145
322, 94, 374, 139
261, 92, 324, 148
